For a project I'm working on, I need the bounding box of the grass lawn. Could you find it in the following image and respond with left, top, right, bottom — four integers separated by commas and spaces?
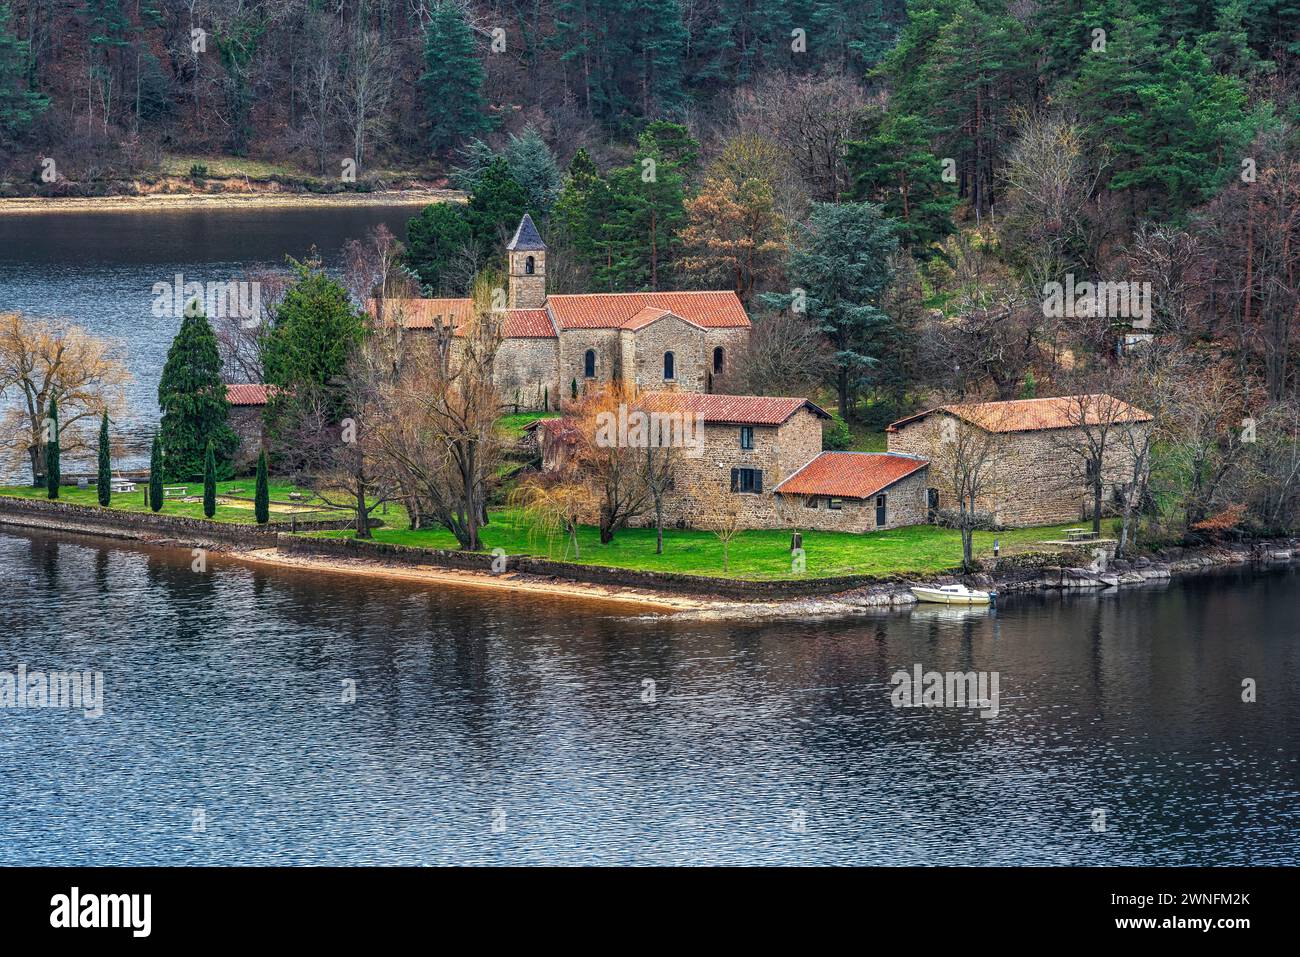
497, 411, 559, 442
0, 479, 342, 525
845, 423, 888, 452
314, 510, 1092, 580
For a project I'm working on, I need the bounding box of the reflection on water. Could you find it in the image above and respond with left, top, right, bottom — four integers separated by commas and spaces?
0, 204, 421, 480
1, 527, 1296, 865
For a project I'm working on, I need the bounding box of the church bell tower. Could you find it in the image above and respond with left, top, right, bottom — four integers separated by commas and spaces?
506, 213, 547, 309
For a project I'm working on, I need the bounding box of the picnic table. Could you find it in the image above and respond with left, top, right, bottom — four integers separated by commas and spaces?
110, 481, 136, 493
1064, 527, 1098, 542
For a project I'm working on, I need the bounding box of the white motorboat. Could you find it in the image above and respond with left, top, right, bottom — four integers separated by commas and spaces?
909, 583, 995, 605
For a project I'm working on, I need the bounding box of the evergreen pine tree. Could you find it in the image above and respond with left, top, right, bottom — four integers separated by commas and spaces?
553, 149, 610, 280
570, 378, 578, 401
97, 411, 111, 506
148, 435, 164, 512
761, 202, 900, 420
465, 157, 530, 253
420, 1, 495, 153
844, 112, 957, 253
503, 126, 562, 219
202, 440, 217, 519
158, 305, 238, 480
44, 395, 59, 499
254, 449, 269, 525
262, 258, 366, 430
598, 126, 691, 290
406, 202, 473, 293
0, 4, 49, 141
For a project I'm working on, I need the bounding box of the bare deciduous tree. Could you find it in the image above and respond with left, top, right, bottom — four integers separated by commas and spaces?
0, 313, 131, 483
730, 71, 869, 203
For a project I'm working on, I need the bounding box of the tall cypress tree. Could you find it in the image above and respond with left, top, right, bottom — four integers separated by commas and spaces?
44, 395, 59, 499
254, 449, 269, 525
97, 411, 111, 506
148, 435, 164, 512
202, 440, 217, 519
158, 306, 238, 481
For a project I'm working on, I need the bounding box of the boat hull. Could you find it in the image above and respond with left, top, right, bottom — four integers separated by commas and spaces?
910, 587, 992, 605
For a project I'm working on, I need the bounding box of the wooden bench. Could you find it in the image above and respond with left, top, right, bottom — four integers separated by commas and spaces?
163, 485, 189, 498
1065, 528, 1098, 542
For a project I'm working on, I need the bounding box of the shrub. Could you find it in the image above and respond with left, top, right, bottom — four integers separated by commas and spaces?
823, 414, 853, 451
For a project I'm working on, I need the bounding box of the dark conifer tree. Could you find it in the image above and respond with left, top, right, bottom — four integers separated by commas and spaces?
202, 439, 217, 519
254, 450, 269, 525
97, 411, 111, 506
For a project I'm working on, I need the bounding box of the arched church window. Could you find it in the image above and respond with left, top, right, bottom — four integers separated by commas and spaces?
525, 255, 535, 275
664, 351, 675, 380
713, 346, 725, 373
584, 349, 596, 378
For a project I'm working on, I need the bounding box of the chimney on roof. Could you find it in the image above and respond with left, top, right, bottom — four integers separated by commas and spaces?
506, 213, 547, 309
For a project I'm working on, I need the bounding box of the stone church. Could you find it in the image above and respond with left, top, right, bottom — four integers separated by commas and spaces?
372, 214, 752, 409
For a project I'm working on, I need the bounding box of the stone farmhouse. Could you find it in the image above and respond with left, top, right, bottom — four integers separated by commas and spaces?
370, 215, 752, 409
528, 392, 936, 533
886, 395, 1153, 527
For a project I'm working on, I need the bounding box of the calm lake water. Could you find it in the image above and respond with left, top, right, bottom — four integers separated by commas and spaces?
0, 204, 420, 481
0, 527, 1297, 865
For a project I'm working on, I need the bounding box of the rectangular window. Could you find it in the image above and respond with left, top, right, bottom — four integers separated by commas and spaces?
740, 426, 754, 450
875, 494, 887, 527
828, 497, 843, 510
731, 467, 763, 494
805, 496, 819, 509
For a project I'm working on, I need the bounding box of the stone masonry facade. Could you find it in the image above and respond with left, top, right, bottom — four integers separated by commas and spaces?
887, 408, 1151, 527
379, 216, 753, 411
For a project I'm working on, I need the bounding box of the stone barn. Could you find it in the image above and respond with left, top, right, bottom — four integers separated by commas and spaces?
886, 394, 1153, 527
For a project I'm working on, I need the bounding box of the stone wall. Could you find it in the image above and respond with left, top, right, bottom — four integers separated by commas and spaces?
0, 496, 371, 547
703, 328, 750, 393
888, 413, 1149, 527
495, 337, 560, 411
507, 250, 546, 308
558, 328, 621, 398
622, 316, 706, 392
643, 407, 826, 530
229, 405, 265, 471
778, 467, 932, 533
275, 531, 932, 599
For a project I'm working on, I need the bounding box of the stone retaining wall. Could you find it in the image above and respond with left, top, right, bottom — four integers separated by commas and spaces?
0, 496, 369, 547
274, 532, 1078, 600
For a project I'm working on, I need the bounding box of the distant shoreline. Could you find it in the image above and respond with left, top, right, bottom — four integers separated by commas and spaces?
0, 189, 464, 215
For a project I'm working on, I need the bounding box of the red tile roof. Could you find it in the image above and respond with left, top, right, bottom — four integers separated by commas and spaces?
370, 299, 557, 338
887, 394, 1153, 434
546, 291, 750, 330
501, 309, 557, 338
640, 391, 830, 426
225, 383, 274, 406
773, 452, 929, 499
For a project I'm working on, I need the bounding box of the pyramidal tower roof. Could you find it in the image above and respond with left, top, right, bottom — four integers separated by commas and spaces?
506, 213, 546, 251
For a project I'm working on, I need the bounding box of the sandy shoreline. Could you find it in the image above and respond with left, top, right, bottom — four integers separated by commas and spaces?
0, 189, 463, 215
234, 546, 729, 615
